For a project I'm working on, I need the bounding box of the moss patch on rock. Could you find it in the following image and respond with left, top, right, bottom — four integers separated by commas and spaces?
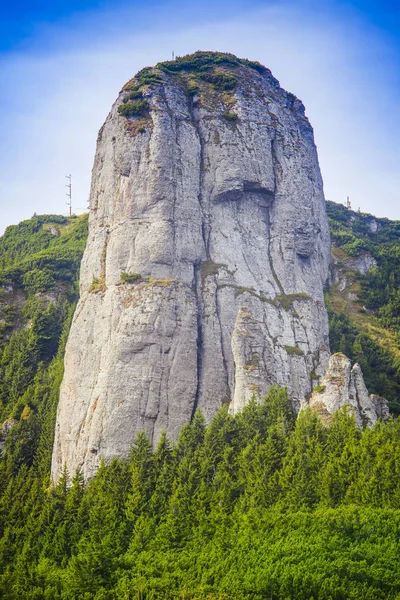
285, 345, 304, 356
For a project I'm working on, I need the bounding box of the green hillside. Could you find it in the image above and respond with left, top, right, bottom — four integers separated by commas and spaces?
325, 200, 400, 413
0, 213, 88, 475
0, 206, 400, 599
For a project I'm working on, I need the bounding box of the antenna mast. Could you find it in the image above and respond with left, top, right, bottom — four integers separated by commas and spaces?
66, 174, 72, 217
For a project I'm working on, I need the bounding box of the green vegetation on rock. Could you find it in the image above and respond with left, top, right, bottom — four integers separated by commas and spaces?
118, 52, 272, 128
313, 384, 326, 393
156, 51, 267, 75
118, 99, 149, 118
285, 345, 305, 356
88, 275, 106, 293
221, 109, 239, 122
200, 260, 227, 280
120, 271, 142, 283
275, 292, 310, 310
123, 68, 164, 92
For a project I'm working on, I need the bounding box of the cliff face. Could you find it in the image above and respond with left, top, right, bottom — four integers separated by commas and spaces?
51, 53, 332, 481
308, 353, 389, 426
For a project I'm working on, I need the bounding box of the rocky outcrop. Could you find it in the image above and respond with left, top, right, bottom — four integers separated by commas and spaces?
51, 52, 331, 481
353, 253, 377, 275
331, 248, 377, 289
0, 417, 17, 455
308, 353, 389, 426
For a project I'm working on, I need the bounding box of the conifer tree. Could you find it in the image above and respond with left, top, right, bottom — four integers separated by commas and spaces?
279, 408, 326, 508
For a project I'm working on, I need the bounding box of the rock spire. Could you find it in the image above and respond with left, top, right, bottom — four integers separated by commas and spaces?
52, 52, 332, 480
307, 353, 389, 426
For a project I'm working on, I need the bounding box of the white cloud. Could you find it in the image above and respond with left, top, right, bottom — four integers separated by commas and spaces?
0, 0, 399, 233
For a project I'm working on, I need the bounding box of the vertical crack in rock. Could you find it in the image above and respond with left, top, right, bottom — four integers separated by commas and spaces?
267, 138, 284, 294
214, 286, 230, 402
188, 95, 208, 420
192, 263, 203, 419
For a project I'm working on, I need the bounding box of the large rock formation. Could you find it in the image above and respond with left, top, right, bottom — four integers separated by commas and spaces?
51, 52, 332, 481
308, 353, 389, 426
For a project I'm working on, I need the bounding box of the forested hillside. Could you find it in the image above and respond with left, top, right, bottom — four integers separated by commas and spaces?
0, 206, 400, 599
0, 213, 88, 480
325, 201, 400, 413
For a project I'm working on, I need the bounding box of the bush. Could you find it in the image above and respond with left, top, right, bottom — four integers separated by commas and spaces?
187, 77, 201, 97
158, 51, 239, 73
118, 100, 149, 118
135, 68, 164, 87
157, 51, 266, 75
313, 385, 326, 393
89, 276, 106, 293
123, 89, 144, 103
221, 110, 238, 123
200, 69, 237, 91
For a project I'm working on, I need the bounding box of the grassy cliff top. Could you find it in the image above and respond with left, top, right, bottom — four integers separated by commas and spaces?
118, 51, 292, 122
155, 50, 269, 74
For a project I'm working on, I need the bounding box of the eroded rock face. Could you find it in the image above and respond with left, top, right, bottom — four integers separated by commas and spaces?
331, 249, 377, 291
308, 353, 389, 426
51, 53, 331, 481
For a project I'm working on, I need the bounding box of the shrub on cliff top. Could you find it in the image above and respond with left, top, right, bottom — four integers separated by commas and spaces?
157, 51, 267, 75
121, 52, 268, 105
158, 51, 240, 73
123, 89, 144, 103
200, 69, 237, 91
134, 67, 164, 87
118, 99, 149, 118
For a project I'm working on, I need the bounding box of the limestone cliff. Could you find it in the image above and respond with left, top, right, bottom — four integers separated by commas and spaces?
51, 52, 332, 481
308, 353, 389, 426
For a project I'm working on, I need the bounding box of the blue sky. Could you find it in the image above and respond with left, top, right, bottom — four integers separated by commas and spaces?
0, 0, 399, 233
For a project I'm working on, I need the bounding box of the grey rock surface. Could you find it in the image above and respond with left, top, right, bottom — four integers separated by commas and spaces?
307, 353, 389, 426
0, 418, 17, 455
353, 252, 377, 275
369, 219, 379, 233
331, 250, 377, 291
51, 54, 331, 481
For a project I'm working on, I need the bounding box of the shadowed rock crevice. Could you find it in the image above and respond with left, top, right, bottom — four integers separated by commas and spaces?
192, 262, 203, 420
